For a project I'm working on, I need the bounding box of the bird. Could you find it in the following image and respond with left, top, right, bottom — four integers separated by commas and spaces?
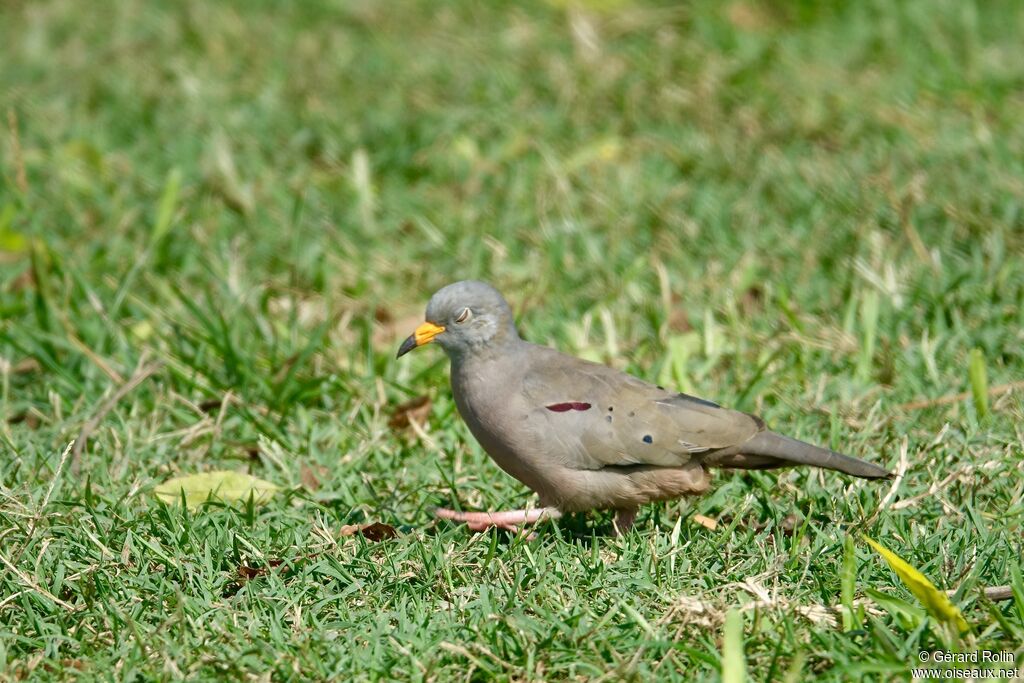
396, 280, 891, 534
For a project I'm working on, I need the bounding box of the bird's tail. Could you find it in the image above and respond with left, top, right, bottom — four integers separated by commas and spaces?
706, 431, 892, 480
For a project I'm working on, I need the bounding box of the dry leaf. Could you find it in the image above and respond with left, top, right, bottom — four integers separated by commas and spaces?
153, 470, 279, 508
237, 558, 283, 580
727, 1, 773, 31
13, 358, 40, 374
692, 514, 718, 531
299, 464, 328, 491
8, 410, 40, 429
8, 268, 35, 292
388, 396, 432, 430
339, 522, 398, 542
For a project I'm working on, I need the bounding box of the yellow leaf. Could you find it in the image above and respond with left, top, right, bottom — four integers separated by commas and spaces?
863, 536, 969, 634
154, 470, 279, 508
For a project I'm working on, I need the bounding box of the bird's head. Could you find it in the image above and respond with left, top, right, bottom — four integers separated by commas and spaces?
396, 280, 519, 360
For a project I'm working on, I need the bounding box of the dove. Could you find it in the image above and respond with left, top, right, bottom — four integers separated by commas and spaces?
397, 280, 891, 534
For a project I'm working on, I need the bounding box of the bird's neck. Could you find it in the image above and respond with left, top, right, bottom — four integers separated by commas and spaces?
447, 322, 522, 364
448, 331, 523, 365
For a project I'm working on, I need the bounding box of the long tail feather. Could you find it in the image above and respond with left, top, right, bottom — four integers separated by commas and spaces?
708, 431, 892, 480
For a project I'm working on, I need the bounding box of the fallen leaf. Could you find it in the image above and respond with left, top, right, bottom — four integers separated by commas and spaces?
238, 558, 284, 580
153, 470, 279, 508
8, 267, 34, 292
667, 293, 692, 332
130, 320, 154, 341
388, 395, 432, 430
339, 522, 397, 542
863, 536, 970, 635
740, 285, 764, 315
0, 223, 28, 260
300, 464, 328, 491
726, 2, 774, 31
13, 358, 40, 374
7, 410, 40, 429
692, 514, 718, 531
198, 398, 223, 412
777, 514, 800, 536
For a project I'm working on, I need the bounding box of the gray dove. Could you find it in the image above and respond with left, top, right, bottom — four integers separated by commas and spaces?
397, 280, 891, 533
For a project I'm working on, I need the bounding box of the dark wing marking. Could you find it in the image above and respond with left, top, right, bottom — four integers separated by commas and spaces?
546, 402, 592, 412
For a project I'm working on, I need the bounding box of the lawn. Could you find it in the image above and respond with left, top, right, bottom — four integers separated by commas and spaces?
2, 0, 1023, 679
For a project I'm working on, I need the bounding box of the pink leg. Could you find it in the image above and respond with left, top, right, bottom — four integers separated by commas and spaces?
612, 507, 638, 536
434, 507, 562, 533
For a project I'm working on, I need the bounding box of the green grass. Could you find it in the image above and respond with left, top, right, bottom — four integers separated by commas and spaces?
2, 0, 1024, 679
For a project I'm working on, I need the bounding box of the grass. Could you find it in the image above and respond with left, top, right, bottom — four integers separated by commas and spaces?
2, 0, 1024, 679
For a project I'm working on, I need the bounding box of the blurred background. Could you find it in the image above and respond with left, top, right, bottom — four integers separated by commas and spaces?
1, 0, 1023, 679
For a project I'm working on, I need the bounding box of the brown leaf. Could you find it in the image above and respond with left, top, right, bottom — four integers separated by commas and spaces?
339, 522, 398, 542
373, 305, 392, 323
300, 464, 328, 491
360, 522, 398, 541
237, 565, 267, 580
778, 513, 800, 536
12, 358, 40, 374
237, 558, 283, 580
198, 398, 223, 413
388, 395, 432, 430
692, 514, 718, 531
8, 410, 40, 429
740, 285, 764, 315
726, 2, 773, 31
8, 267, 35, 292
667, 293, 692, 332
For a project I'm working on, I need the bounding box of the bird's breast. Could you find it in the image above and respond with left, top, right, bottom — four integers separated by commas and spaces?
451, 362, 555, 495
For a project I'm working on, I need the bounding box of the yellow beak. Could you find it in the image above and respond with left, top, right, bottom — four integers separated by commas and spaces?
396, 321, 446, 358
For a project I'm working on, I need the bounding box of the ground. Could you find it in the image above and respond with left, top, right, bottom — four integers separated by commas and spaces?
1, 0, 1023, 680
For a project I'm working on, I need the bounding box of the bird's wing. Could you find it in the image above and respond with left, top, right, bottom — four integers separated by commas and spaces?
521, 346, 762, 469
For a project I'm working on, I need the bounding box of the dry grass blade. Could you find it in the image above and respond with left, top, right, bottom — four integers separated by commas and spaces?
898, 380, 1024, 411
71, 360, 162, 473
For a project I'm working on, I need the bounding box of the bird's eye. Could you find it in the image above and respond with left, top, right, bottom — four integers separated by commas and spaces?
455, 307, 471, 324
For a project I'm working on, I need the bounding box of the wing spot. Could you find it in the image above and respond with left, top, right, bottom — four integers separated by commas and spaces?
546, 402, 592, 412
605, 415, 612, 422
642, 434, 653, 444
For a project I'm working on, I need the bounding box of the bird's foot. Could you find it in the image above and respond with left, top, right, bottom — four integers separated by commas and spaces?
612, 507, 638, 536
434, 507, 562, 535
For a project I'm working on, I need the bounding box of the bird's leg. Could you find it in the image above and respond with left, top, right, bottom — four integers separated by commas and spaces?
434, 507, 561, 533
612, 507, 638, 536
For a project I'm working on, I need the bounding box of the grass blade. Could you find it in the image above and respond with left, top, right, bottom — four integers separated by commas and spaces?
856, 289, 879, 382
841, 534, 858, 631
722, 609, 746, 683
150, 168, 182, 248
969, 347, 989, 419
